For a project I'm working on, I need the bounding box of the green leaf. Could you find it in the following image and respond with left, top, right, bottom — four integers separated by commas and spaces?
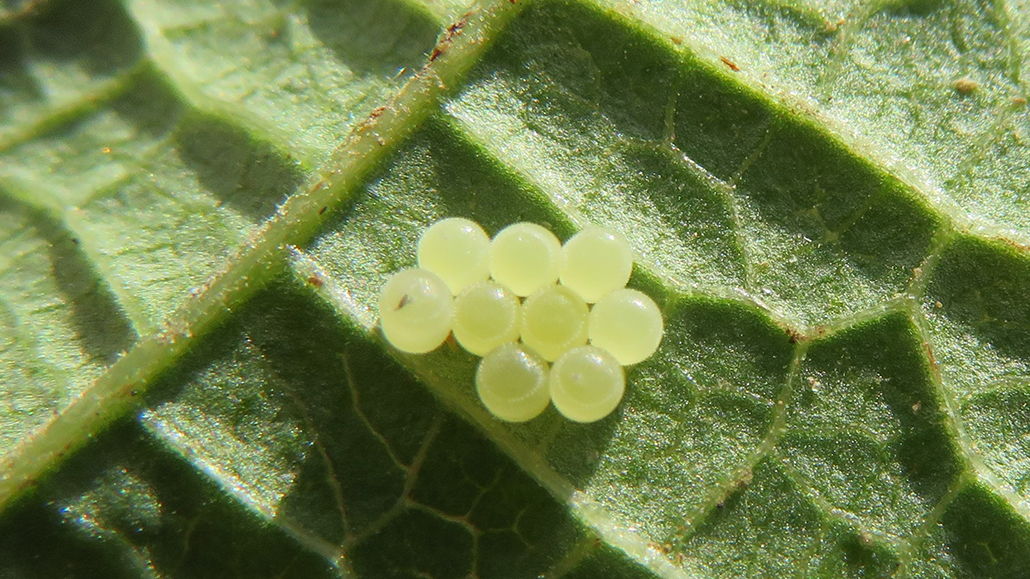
2, 0, 1030, 576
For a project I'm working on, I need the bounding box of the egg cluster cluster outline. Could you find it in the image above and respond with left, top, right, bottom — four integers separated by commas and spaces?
378, 218, 664, 423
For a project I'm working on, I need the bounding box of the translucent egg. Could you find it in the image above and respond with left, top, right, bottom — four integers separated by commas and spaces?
476, 343, 551, 422
417, 217, 491, 294
378, 268, 454, 354
549, 346, 625, 423
560, 226, 634, 303
520, 285, 589, 361
452, 281, 521, 356
588, 289, 663, 365
489, 222, 564, 297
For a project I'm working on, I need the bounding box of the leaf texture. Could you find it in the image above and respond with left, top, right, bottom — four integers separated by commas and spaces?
1, 0, 1029, 576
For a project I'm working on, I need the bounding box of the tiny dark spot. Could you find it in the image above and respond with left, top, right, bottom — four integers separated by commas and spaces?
130, 390, 139, 397
396, 294, 412, 311
716, 501, 725, 509
307, 275, 324, 288
319, 206, 328, 215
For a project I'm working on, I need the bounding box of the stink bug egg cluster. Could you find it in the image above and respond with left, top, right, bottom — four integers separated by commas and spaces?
378, 218, 664, 423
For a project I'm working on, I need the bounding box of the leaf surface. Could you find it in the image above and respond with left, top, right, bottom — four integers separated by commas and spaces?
2, 0, 1030, 577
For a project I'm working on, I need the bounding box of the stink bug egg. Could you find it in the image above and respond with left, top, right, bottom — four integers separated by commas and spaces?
417, 217, 491, 294
588, 288, 663, 365
560, 226, 634, 303
378, 268, 454, 354
489, 222, 564, 297
550, 346, 624, 423
520, 285, 589, 361
476, 343, 550, 422
452, 281, 521, 356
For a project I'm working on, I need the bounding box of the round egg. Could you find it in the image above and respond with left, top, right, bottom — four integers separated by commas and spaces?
378, 268, 454, 354
452, 281, 521, 356
560, 226, 634, 303
588, 288, 663, 365
520, 285, 589, 362
489, 222, 563, 297
476, 344, 551, 422
549, 346, 624, 423
417, 217, 491, 294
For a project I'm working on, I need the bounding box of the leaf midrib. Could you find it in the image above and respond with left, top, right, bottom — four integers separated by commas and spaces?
0, 0, 525, 511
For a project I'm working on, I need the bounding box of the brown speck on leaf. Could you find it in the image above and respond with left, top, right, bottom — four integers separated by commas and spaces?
823, 17, 845, 33
369, 106, 386, 120
430, 46, 444, 61
307, 275, 324, 288
924, 342, 939, 371
720, 56, 740, 72
319, 206, 328, 215
1013, 96, 1027, 106
912, 400, 923, 414
671, 36, 683, 45
953, 77, 979, 95
445, 14, 469, 39
735, 469, 753, 490
935, 300, 943, 309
